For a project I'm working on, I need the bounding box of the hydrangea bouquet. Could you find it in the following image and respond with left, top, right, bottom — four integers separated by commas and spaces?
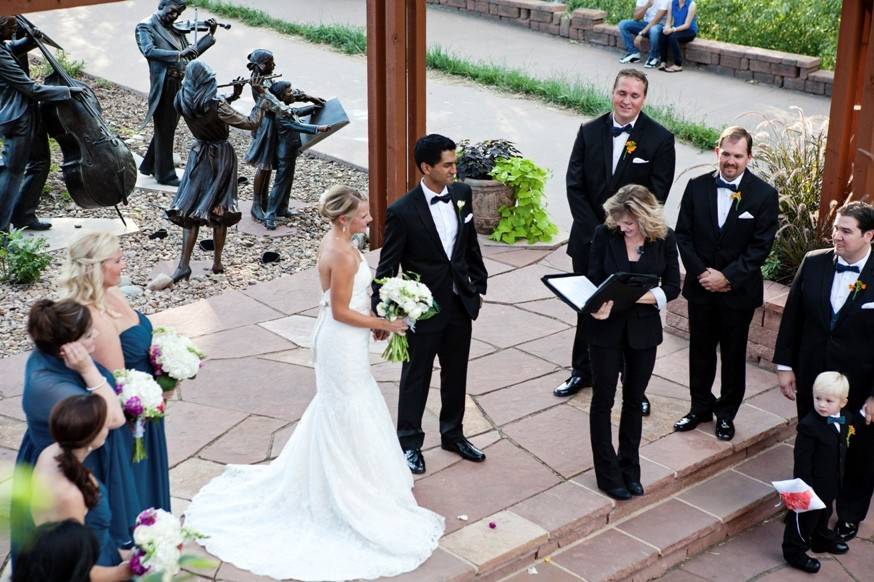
130, 508, 206, 582
149, 327, 206, 392
114, 369, 165, 462
374, 272, 439, 362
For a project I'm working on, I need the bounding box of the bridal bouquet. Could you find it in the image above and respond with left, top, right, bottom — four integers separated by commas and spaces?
375, 272, 439, 362
114, 369, 166, 462
130, 508, 205, 581
149, 327, 206, 391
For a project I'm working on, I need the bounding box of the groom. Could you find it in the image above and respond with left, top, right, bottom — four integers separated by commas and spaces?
372, 134, 489, 474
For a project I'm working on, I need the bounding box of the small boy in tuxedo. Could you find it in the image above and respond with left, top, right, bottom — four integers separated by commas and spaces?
782, 371, 851, 573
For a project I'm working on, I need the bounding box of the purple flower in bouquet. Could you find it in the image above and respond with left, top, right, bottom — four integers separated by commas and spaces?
129, 549, 148, 576
137, 508, 157, 527
123, 395, 144, 418
149, 346, 165, 375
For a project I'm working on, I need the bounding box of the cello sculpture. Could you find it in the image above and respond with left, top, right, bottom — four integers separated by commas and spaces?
17, 16, 136, 211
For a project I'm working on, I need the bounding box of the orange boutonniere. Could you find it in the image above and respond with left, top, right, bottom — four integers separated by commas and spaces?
847, 425, 856, 447
730, 191, 742, 206
625, 140, 637, 155
849, 280, 867, 300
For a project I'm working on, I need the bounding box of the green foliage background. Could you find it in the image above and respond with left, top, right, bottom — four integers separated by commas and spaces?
566, 0, 841, 69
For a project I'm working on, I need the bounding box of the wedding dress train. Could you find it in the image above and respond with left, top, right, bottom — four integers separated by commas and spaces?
184, 257, 444, 580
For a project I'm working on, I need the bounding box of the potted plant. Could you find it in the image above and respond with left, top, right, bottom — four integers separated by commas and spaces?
489, 156, 559, 245
456, 139, 521, 234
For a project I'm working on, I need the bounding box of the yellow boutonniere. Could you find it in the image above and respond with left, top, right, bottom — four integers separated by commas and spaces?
730, 191, 742, 206
849, 280, 867, 300
847, 425, 856, 447
625, 140, 637, 155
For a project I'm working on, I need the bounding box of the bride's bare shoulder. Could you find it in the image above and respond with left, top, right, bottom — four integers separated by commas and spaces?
318, 239, 359, 273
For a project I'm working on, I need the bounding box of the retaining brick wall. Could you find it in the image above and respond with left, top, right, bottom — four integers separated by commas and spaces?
428, 0, 833, 97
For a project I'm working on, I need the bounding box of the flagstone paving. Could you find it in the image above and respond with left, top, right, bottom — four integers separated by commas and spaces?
1, 246, 873, 581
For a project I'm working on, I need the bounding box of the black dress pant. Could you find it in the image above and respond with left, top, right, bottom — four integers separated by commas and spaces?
140, 76, 181, 183
838, 420, 874, 523
782, 503, 834, 558
569, 250, 593, 381
397, 294, 471, 450
687, 301, 755, 420
12, 111, 50, 227
589, 339, 656, 490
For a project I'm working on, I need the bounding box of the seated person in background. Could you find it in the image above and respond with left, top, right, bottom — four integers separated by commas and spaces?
660, 0, 698, 72
782, 372, 852, 574
13, 520, 100, 582
618, 0, 669, 69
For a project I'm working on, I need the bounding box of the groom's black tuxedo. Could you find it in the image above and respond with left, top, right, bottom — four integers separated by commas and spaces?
372, 181, 488, 450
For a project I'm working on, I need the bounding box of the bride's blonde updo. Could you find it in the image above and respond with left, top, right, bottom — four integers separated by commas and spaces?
318, 185, 366, 223
58, 232, 121, 312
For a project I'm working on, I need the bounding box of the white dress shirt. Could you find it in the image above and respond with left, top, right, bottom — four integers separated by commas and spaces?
776, 246, 870, 372
421, 179, 458, 260
716, 172, 744, 228
612, 114, 639, 175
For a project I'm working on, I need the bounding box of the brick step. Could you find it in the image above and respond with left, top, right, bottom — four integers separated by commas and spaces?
431, 403, 796, 580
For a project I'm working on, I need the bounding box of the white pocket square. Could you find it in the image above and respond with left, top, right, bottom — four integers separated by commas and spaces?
738, 211, 754, 219
464, 213, 473, 224
862, 302, 874, 310
632, 158, 650, 164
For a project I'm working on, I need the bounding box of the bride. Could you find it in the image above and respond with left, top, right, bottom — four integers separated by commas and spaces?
184, 185, 445, 580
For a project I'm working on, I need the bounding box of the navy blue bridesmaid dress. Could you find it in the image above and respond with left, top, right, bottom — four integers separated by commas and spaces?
120, 311, 171, 512
85, 480, 123, 566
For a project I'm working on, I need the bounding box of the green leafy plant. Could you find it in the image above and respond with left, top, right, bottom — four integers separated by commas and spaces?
456, 139, 521, 180
35, 50, 85, 78
489, 157, 559, 244
0, 229, 53, 284
753, 108, 830, 284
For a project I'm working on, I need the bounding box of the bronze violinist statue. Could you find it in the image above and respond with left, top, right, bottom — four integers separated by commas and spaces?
135, 0, 223, 187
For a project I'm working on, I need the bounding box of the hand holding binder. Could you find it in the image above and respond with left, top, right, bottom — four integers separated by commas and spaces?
541, 272, 659, 314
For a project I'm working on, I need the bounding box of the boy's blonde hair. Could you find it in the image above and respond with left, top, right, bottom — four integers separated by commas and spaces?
812, 371, 850, 400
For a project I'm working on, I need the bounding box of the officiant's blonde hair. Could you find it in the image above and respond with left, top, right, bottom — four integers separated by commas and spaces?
813, 372, 849, 400
603, 184, 667, 242
58, 232, 121, 313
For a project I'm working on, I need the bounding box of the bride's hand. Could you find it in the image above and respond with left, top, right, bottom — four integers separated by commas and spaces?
382, 318, 408, 334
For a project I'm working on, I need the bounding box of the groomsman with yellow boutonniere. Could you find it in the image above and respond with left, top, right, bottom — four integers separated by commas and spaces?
558, 69, 675, 413
673, 126, 778, 441
774, 201, 874, 543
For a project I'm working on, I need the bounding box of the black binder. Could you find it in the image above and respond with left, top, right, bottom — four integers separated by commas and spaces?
541, 272, 659, 314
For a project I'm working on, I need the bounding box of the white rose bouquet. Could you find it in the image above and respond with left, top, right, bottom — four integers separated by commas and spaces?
149, 327, 206, 392
114, 369, 166, 462
374, 272, 439, 362
130, 508, 206, 581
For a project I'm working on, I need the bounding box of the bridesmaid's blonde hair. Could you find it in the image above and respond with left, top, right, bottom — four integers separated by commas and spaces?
58, 232, 121, 312
318, 185, 366, 223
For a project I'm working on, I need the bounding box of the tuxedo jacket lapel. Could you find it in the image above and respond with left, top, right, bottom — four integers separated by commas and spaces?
611, 118, 645, 188
412, 186, 448, 259
719, 172, 747, 241
835, 249, 874, 329
601, 117, 614, 185
608, 232, 631, 272
820, 251, 838, 329
704, 171, 721, 239
449, 184, 465, 259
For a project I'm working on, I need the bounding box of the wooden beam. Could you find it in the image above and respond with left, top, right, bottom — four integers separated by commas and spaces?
853, 9, 874, 203
366, 0, 388, 247
1, 0, 124, 14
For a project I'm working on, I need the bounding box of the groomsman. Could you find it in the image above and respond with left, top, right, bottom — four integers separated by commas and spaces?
774, 201, 874, 542
673, 126, 778, 441
558, 68, 676, 404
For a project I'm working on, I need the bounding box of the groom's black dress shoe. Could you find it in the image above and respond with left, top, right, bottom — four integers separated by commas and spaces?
715, 417, 735, 441
640, 396, 651, 417
600, 486, 632, 501
553, 375, 591, 397
405, 449, 425, 474
673, 411, 713, 432
836, 521, 859, 542
784, 553, 821, 574
442, 438, 486, 462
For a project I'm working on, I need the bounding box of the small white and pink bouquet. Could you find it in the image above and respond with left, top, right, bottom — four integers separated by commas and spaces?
129, 508, 207, 581
374, 272, 439, 362
114, 369, 165, 462
149, 326, 206, 392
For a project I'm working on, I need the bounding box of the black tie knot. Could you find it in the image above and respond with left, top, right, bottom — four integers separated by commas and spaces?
715, 177, 738, 192
611, 124, 632, 137
835, 263, 860, 274
430, 193, 452, 205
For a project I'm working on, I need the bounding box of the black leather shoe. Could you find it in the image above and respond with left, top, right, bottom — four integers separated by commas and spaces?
784, 553, 821, 574
601, 486, 632, 501
811, 539, 849, 555
553, 375, 591, 397
673, 411, 713, 432
715, 417, 735, 441
404, 449, 425, 474
640, 396, 651, 417
15, 220, 51, 231
441, 438, 486, 462
625, 481, 645, 496
836, 521, 859, 542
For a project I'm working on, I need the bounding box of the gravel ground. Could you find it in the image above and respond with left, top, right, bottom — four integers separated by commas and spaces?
0, 66, 368, 357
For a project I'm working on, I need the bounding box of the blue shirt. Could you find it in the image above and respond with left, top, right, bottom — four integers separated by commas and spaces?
672, 0, 698, 33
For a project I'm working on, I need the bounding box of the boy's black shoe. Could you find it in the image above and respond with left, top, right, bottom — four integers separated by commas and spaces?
811, 539, 849, 554
784, 553, 821, 574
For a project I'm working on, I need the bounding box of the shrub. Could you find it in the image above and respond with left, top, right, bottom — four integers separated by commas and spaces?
34, 50, 85, 78
0, 229, 53, 284
489, 156, 559, 244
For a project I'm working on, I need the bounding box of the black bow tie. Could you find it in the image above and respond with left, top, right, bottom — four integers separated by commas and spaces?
826, 415, 846, 424
715, 177, 738, 192
430, 193, 452, 205
611, 124, 633, 137
835, 263, 860, 274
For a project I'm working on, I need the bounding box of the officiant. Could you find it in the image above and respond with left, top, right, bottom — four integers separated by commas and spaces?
584, 184, 679, 501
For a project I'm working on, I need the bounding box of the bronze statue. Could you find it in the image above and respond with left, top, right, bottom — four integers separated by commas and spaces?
0, 16, 80, 234
243, 49, 326, 229
136, 0, 221, 187
165, 60, 266, 283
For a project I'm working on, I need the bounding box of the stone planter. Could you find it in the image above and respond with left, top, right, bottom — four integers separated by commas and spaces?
463, 178, 515, 235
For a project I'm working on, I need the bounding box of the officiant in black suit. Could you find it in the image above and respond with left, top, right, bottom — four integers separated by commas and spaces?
136, 0, 218, 186
372, 134, 489, 475
774, 201, 874, 542
584, 184, 680, 500
673, 126, 778, 441
559, 68, 675, 412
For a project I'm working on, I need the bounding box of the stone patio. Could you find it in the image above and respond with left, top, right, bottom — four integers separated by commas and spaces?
0, 243, 872, 581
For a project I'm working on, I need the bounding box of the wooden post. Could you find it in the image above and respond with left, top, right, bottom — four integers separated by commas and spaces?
366, 0, 427, 248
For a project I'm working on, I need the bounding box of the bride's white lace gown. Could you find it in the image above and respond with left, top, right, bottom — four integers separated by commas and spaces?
184, 257, 444, 580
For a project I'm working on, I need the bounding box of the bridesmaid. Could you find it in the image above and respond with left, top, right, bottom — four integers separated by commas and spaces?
32, 395, 131, 579
59, 232, 171, 512
12, 299, 138, 559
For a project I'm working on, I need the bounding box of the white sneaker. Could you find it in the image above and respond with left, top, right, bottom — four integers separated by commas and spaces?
644, 58, 661, 69
619, 52, 641, 64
